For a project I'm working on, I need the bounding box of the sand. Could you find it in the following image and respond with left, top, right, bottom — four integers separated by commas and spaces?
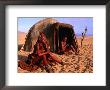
18, 33, 93, 73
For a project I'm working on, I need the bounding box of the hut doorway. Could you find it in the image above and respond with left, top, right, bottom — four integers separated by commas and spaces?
53, 24, 75, 54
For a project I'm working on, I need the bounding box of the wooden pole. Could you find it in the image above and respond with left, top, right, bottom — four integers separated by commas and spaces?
81, 27, 87, 47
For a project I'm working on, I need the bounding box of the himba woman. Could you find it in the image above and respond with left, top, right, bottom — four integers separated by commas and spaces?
27, 32, 63, 72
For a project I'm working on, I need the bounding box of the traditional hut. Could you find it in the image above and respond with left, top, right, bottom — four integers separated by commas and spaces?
23, 18, 79, 54
23, 18, 57, 51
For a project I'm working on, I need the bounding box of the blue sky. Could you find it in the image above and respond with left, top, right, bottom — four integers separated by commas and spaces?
18, 17, 93, 36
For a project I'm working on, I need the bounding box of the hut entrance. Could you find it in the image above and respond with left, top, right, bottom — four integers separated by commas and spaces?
53, 24, 75, 54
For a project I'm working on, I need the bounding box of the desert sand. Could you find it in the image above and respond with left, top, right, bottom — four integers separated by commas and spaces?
18, 32, 93, 73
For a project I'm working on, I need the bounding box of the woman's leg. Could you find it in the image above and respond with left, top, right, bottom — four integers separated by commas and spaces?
42, 55, 53, 73
49, 52, 62, 64
42, 55, 48, 65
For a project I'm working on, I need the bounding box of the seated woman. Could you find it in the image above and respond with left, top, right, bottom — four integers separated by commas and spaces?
58, 37, 67, 54
59, 36, 79, 55
26, 32, 63, 72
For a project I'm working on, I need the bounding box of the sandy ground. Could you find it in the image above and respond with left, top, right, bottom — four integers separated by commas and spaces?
18, 31, 26, 45
18, 33, 93, 73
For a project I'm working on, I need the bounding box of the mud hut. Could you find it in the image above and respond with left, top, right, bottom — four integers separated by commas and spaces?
23, 18, 79, 54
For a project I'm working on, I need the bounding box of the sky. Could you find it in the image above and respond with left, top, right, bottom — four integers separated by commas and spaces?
18, 17, 93, 36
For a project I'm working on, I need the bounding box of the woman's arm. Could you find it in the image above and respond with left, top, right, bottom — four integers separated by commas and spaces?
37, 43, 49, 56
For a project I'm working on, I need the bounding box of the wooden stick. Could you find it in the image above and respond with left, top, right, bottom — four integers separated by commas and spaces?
81, 27, 87, 47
